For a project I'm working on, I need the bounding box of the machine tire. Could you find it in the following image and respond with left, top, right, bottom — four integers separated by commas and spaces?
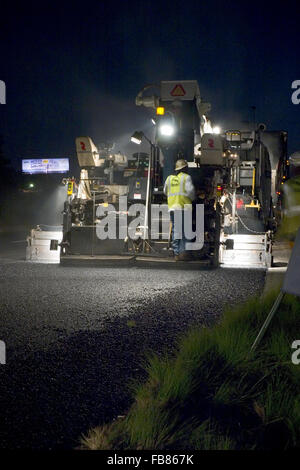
211, 204, 221, 268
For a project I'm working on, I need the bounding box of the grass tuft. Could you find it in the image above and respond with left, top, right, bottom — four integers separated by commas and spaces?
80, 289, 300, 450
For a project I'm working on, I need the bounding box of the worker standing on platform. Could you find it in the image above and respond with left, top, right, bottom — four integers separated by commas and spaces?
163, 159, 196, 261
277, 152, 300, 244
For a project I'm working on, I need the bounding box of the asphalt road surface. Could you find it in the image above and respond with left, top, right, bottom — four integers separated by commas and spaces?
0, 232, 265, 449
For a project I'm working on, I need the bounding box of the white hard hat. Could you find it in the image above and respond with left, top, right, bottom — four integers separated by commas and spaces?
175, 159, 188, 171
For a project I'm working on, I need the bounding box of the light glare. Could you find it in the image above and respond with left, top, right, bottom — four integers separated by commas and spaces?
131, 136, 142, 145
159, 124, 175, 136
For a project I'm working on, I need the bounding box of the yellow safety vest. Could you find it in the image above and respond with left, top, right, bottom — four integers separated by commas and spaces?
165, 172, 192, 210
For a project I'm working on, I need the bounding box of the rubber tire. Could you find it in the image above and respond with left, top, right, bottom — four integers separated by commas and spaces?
211, 204, 221, 268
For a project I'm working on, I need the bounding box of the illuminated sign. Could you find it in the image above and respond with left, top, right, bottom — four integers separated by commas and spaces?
22, 158, 69, 174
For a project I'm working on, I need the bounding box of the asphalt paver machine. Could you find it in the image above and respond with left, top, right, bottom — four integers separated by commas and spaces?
61, 80, 287, 269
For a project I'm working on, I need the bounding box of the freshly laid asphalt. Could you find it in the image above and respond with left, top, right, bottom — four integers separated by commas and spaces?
0, 234, 266, 449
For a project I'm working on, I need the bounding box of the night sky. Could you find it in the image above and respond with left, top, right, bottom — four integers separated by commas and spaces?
1, 0, 299, 174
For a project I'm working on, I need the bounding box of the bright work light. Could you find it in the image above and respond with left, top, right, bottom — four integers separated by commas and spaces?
159, 123, 175, 137
131, 131, 144, 145
212, 126, 221, 134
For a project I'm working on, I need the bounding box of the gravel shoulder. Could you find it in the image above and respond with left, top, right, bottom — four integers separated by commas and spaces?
0, 258, 265, 449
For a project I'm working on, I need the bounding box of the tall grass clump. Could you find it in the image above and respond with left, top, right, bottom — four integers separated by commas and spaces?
81, 289, 300, 450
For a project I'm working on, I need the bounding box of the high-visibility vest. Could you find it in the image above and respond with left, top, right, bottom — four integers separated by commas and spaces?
165, 172, 192, 210
277, 176, 300, 240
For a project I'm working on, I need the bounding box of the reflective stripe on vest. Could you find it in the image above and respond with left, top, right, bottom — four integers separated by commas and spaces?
166, 173, 192, 210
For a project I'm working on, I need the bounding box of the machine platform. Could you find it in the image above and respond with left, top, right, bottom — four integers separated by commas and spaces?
60, 254, 212, 269
60, 254, 135, 267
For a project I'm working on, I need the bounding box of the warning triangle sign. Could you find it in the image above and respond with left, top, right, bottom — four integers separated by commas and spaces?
170, 84, 186, 97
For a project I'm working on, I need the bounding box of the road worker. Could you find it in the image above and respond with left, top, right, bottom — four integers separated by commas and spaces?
163, 159, 196, 260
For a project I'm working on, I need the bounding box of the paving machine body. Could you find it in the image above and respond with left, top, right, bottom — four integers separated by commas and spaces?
61, 81, 288, 268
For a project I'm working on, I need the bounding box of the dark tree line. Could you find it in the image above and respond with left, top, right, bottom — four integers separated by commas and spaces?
0, 136, 17, 189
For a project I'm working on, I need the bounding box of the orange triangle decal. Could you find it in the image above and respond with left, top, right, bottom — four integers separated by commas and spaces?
170, 84, 186, 97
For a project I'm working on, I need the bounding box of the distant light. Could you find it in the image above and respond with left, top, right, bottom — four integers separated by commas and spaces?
29, 183, 35, 188
212, 126, 221, 134
156, 107, 165, 115
159, 124, 175, 136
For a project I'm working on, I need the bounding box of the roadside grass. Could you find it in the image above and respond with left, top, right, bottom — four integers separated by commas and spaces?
81, 289, 300, 450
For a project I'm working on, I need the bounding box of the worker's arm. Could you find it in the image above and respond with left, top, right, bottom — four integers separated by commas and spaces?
163, 176, 169, 196
185, 175, 196, 201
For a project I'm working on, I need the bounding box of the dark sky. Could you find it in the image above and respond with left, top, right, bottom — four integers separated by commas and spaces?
0, 0, 299, 173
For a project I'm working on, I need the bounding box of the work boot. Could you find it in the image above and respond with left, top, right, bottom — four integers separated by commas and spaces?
176, 252, 190, 261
